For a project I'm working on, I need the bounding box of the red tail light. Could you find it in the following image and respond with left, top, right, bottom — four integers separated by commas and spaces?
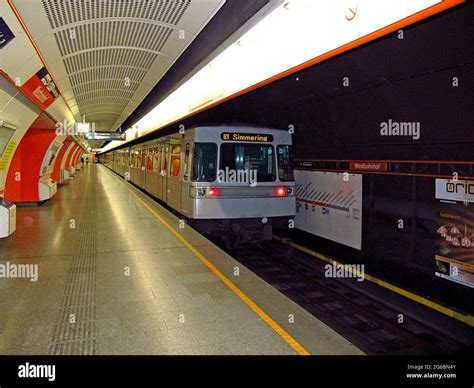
208, 187, 219, 197
275, 186, 286, 197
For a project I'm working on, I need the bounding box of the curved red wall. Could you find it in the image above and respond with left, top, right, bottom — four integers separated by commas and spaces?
4, 128, 57, 202
51, 139, 71, 183
73, 149, 83, 167
65, 145, 80, 170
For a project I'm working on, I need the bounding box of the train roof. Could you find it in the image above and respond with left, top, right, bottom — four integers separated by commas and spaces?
125, 123, 292, 149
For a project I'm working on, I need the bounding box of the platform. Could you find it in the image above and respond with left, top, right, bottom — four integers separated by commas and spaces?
0, 164, 362, 355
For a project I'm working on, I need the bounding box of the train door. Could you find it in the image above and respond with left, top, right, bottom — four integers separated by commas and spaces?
152, 147, 160, 197
157, 144, 163, 200
121, 151, 126, 176
139, 146, 146, 188
124, 149, 130, 180
180, 142, 192, 215
135, 148, 141, 185
116, 152, 121, 175
158, 142, 169, 201
166, 141, 182, 211
120, 152, 125, 176
130, 147, 137, 183
145, 147, 159, 197
134, 148, 140, 184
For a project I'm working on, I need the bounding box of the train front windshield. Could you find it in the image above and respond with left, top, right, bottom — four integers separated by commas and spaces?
220, 143, 276, 182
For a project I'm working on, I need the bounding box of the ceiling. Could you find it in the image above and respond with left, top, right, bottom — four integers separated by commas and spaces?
11, 0, 226, 147
131, 3, 473, 161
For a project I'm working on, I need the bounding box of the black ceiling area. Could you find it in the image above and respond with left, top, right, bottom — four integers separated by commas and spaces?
126, 2, 473, 161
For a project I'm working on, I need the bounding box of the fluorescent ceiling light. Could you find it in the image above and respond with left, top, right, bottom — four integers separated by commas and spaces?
100, 0, 446, 153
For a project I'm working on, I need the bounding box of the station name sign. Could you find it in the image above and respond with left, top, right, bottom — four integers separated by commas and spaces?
221, 133, 273, 142
349, 162, 388, 172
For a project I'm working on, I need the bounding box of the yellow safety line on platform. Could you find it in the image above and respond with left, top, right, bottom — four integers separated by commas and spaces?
273, 236, 474, 327
116, 175, 310, 355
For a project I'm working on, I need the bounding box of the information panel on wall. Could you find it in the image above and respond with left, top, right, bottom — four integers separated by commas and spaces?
435, 179, 474, 288
294, 170, 362, 250
0, 17, 15, 49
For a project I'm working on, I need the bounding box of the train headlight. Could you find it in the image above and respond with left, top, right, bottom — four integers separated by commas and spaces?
275, 186, 287, 197
286, 186, 294, 196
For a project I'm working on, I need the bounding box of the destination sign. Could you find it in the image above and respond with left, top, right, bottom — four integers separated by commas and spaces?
221, 133, 273, 142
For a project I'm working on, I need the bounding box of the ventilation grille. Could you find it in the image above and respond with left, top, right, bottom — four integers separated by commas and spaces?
43, 0, 190, 29
63, 49, 157, 74
55, 22, 173, 56
77, 96, 132, 109
75, 89, 135, 103
41, 0, 196, 132
69, 67, 147, 88
73, 79, 140, 96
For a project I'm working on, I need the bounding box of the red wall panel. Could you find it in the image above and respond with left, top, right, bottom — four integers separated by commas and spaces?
51, 139, 71, 183
4, 129, 56, 202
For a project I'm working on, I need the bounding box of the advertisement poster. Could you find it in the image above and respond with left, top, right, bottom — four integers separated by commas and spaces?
295, 170, 362, 250
21, 67, 59, 110
435, 179, 474, 288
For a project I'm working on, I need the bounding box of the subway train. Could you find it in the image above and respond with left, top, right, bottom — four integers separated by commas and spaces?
99, 125, 295, 248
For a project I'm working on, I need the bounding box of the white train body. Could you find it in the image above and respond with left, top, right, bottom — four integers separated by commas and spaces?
100, 124, 295, 247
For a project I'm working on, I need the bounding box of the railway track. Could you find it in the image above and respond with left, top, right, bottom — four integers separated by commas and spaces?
218, 237, 472, 355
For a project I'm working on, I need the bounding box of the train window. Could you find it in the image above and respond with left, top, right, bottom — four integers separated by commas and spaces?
160, 146, 165, 174
277, 145, 294, 181
183, 144, 190, 180
220, 144, 276, 182
164, 146, 169, 173
170, 145, 181, 178
152, 149, 159, 172
146, 151, 153, 171
192, 143, 217, 182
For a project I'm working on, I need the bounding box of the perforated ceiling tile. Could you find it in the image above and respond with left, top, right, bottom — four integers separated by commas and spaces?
12, 0, 225, 142
43, 0, 191, 29
54, 21, 174, 56
62, 49, 157, 75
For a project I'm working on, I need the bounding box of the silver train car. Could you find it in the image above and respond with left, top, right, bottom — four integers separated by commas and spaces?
100, 124, 295, 248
